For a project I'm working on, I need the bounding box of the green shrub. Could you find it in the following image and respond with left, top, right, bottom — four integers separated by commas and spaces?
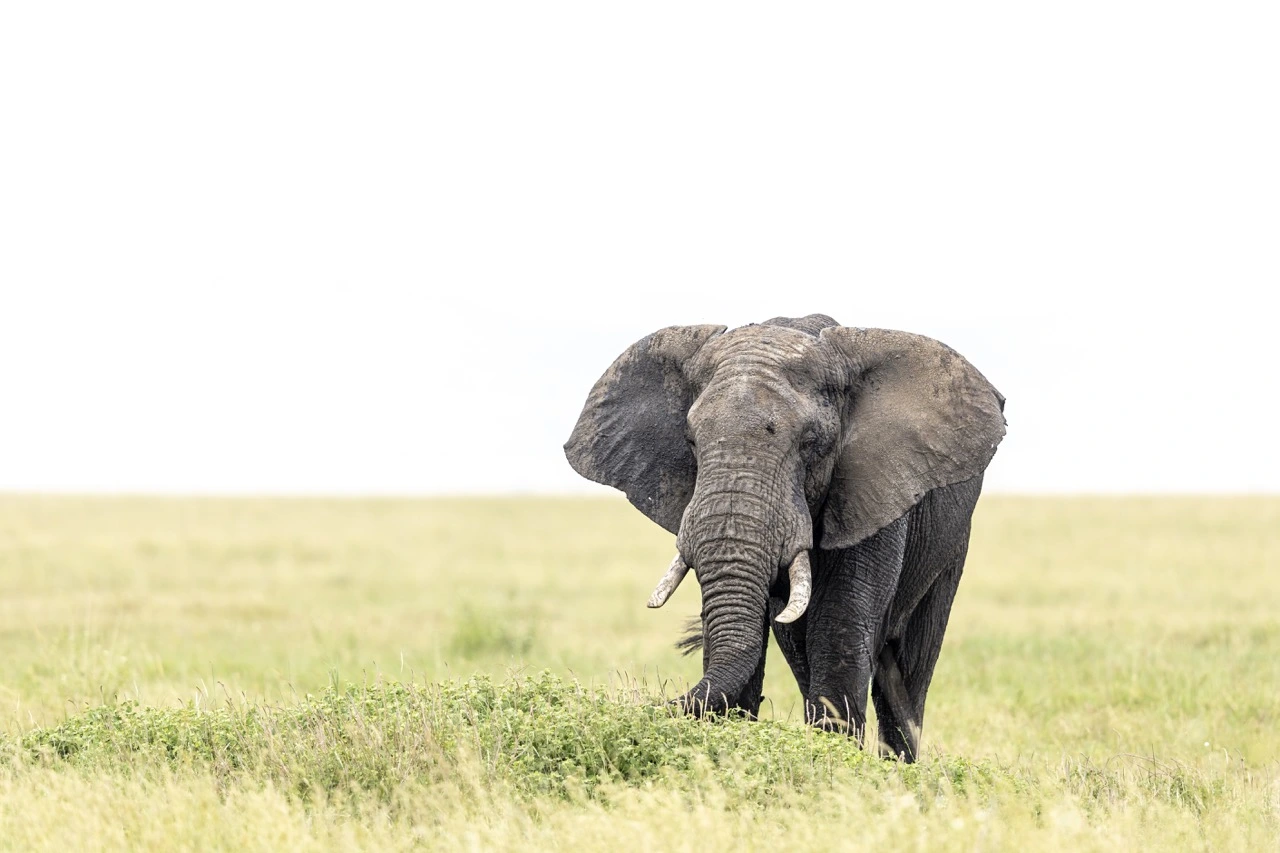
10, 672, 1005, 804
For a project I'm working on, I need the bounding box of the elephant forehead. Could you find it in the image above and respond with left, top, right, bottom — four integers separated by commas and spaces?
691, 325, 819, 374
689, 370, 814, 429
721, 324, 815, 356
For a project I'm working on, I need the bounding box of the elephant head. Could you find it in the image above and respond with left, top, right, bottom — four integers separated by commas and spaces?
564, 315, 1006, 714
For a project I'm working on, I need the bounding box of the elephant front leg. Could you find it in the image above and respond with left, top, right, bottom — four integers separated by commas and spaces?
803, 519, 909, 743
804, 625, 874, 742
770, 597, 810, 698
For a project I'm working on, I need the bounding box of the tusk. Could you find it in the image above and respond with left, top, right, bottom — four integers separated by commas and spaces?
774, 550, 812, 623
647, 553, 691, 608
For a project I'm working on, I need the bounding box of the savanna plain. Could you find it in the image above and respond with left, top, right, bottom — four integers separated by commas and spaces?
0, 494, 1277, 851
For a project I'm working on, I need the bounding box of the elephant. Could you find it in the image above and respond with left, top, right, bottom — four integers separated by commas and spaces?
563, 314, 1006, 761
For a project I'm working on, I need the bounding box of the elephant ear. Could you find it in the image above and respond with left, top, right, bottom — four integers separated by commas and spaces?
818, 327, 1007, 549
564, 324, 727, 533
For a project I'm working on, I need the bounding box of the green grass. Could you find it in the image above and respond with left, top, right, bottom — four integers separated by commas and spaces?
1, 494, 1278, 849
11, 674, 993, 800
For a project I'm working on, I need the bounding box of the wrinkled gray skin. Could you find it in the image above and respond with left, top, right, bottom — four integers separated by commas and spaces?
564, 315, 1006, 760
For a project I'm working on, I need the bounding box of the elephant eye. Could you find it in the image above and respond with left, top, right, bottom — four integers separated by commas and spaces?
801, 427, 830, 455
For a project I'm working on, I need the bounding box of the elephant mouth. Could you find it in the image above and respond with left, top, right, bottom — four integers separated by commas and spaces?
647, 548, 814, 717
646, 549, 812, 624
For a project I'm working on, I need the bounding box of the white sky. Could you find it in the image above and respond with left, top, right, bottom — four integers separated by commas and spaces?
1, 3, 1277, 495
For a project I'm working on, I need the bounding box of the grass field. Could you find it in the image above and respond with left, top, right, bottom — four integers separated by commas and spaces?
0, 494, 1277, 850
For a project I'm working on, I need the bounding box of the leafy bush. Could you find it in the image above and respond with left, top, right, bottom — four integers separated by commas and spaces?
10, 672, 1003, 804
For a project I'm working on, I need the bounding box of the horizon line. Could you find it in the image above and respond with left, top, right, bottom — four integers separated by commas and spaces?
1, 489, 1276, 500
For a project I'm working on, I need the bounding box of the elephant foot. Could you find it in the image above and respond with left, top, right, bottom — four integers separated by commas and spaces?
875, 720, 921, 763
877, 740, 915, 763
804, 696, 866, 744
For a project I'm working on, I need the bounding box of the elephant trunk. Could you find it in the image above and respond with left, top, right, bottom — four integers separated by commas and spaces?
680, 550, 771, 714
674, 463, 808, 715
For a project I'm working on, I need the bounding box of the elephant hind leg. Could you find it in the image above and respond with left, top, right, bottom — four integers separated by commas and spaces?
872, 555, 965, 762
872, 644, 917, 758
